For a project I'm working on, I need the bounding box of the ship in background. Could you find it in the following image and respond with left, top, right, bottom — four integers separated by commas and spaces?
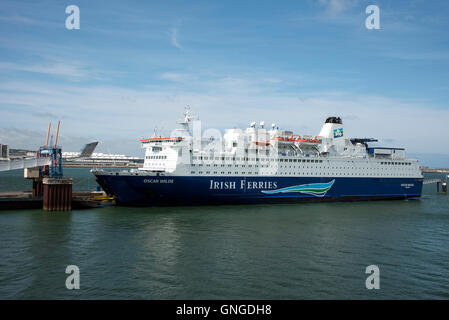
63, 142, 143, 167
92, 107, 423, 206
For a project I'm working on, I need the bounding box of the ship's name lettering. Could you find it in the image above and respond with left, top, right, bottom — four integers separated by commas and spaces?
209, 180, 277, 190
143, 179, 174, 184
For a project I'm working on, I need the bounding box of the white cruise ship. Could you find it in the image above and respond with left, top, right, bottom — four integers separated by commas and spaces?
92, 107, 423, 206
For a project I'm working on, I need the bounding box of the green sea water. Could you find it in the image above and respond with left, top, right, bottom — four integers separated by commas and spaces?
0, 168, 448, 299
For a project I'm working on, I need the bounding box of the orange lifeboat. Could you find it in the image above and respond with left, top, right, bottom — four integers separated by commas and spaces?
273, 136, 294, 144
254, 141, 270, 146
296, 136, 320, 145
140, 137, 184, 143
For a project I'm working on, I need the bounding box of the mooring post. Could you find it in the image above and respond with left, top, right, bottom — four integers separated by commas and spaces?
443, 182, 447, 194
42, 177, 73, 211
437, 181, 440, 193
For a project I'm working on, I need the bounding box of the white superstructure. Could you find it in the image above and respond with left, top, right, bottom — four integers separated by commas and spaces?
137, 109, 422, 179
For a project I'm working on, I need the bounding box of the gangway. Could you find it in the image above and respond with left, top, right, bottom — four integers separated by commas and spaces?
423, 178, 447, 193
423, 179, 443, 185
0, 157, 51, 172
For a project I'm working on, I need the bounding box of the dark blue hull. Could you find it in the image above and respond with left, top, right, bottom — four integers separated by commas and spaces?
94, 174, 423, 206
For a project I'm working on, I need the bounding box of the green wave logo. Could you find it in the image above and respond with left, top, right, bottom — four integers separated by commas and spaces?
262, 180, 335, 197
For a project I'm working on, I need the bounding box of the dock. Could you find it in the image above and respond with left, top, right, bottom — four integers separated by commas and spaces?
421, 168, 449, 174
0, 190, 114, 210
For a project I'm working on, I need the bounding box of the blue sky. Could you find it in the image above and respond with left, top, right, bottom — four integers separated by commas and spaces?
0, 0, 448, 166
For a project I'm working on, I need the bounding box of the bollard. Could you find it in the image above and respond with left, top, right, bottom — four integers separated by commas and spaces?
42, 177, 73, 211
443, 182, 447, 194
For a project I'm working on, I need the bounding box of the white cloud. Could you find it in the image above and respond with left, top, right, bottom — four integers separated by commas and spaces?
170, 27, 182, 49
0, 15, 37, 24
318, 0, 358, 16
0, 62, 92, 79
160, 72, 192, 82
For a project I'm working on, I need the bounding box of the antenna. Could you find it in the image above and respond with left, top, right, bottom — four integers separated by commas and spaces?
271, 123, 276, 130
260, 121, 265, 128
250, 121, 256, 128
184, 105, 191, 122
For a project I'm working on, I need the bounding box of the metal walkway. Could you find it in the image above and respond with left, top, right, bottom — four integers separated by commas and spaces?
423, 179, 443, 185
0, 157, 51, 172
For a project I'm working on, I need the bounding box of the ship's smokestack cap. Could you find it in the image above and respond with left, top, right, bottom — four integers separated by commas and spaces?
325, 117, 342, 124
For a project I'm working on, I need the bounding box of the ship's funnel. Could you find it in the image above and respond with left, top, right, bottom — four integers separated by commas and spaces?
319, 117, 345, 139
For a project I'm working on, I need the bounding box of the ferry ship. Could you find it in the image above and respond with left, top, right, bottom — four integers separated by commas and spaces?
92, 107, 423, 206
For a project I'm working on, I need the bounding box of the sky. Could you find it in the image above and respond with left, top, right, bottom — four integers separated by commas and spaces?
0, 0, 448, 166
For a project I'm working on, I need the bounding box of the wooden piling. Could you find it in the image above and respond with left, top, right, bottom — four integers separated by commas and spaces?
443, 182, 447, 194
42, 177, 73, 211
32, 178, 43, 197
